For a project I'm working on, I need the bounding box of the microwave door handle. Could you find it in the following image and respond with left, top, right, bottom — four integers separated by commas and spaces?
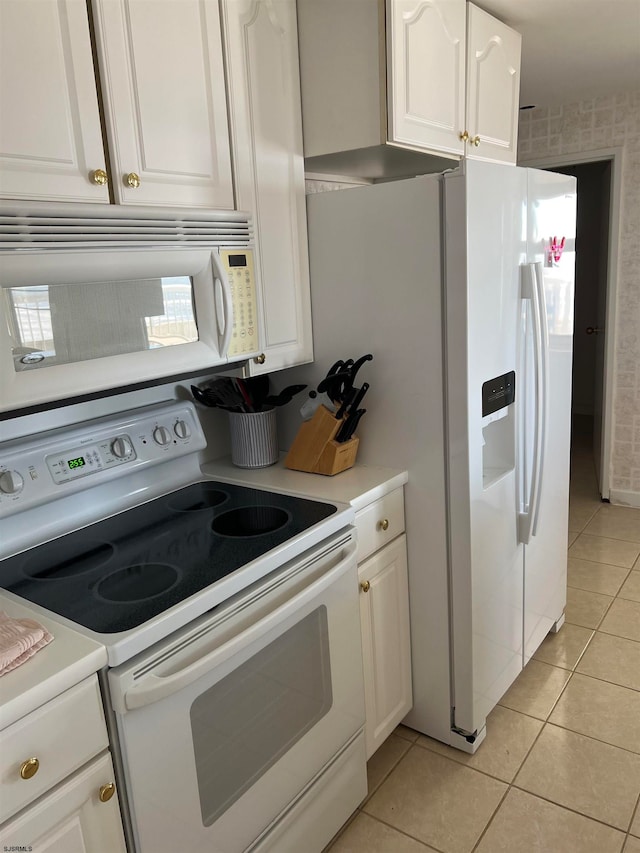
121, 542, 357, 712
211, 252, 233, 358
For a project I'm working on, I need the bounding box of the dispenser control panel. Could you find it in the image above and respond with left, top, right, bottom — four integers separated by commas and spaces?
482, 371, 516, 418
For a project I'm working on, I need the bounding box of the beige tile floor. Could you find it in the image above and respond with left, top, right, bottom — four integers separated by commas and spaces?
327, 430, 640, 853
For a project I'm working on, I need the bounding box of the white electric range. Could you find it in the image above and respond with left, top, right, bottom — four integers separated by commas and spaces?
0, 400, 367, 853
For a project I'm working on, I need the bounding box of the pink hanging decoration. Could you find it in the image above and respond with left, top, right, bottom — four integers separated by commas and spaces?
548, 236, 566, 264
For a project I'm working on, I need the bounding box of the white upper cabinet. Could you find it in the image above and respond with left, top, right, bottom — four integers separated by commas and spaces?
388, 0, 466, 157
222, 0, 312, 374
465, 3, 521, 164
297, 0, 521, 177
0, 0, 109, 203
92, 0, 234, 207
0, 0, 234, 208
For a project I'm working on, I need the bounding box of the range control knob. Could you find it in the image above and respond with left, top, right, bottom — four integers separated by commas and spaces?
174, 420, 191, 440
0, 470, 24, 495
110, 436, 133, 459
153, 426, 172, 447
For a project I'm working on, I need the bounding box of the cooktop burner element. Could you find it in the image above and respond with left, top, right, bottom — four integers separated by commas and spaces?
2, 481, 337, 634
97, 564, 181, 603
212, 506, 290, 537
168, 484, 229, 512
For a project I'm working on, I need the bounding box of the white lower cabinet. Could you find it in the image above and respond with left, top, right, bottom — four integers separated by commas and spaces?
0, 753, 126, 853
356, 492, 412, 759
0, 675, 126, 853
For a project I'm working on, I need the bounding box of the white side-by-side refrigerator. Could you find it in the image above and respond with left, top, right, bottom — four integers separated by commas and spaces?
282, 159, 576, 751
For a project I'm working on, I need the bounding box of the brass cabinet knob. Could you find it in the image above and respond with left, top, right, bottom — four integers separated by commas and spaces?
254, 353, 266, 365
459, 130, 469, 142
99, 782, 116, 803
360, 580, 370, 593
125, 172, 141, 189
378, 518, 390, 531
20, 757, 39, 780
472, 135, 481, 147
90, 169, 108, 186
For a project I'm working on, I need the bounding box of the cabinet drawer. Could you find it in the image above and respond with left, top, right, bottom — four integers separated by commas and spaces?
355, 488, 405, 563
0, 675, 108, 823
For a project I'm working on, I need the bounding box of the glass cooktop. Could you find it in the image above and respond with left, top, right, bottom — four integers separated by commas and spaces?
0, 481, 337, 633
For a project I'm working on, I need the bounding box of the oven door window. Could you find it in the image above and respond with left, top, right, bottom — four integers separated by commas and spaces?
6, 277, 198, 371
190, 606, 332, 826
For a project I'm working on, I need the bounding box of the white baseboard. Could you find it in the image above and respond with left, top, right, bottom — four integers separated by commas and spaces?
608, 489, 640, 508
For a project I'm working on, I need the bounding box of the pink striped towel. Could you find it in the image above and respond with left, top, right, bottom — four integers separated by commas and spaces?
0, 611, 53, 676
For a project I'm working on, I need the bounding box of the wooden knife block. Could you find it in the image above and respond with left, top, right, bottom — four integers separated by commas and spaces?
284, 404, 359, 476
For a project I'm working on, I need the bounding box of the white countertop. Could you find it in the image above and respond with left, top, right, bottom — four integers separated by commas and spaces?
201, 455, 408, 513
0, 592, 107, 729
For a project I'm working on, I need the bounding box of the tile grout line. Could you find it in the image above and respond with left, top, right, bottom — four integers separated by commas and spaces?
470, 706, 556, 851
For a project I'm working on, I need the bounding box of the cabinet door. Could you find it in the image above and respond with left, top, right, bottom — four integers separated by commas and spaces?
0, 0, 108, 203
0, 753, 126, 853
465, 3, 521, 164
222, 0, 313, 374
358, 534, 412, 759
92, 0, 234, 208
387, 0, 466, 156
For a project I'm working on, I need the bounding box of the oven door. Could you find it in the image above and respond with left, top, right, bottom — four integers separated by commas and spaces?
108, 532, 364, 853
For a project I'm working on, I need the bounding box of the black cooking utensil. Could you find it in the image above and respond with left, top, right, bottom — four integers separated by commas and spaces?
243, 375, 270, 410
317, 369, 352, 403
191, 378, 246, 411
235, 377, 255, 412
346, 353, 373, 388
264, 384, 307, 407
191, 385, 213, 406
191, 384, 237, 411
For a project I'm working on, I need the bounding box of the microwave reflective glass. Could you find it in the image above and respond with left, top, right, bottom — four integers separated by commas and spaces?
6, 277, 198, 371
190, 606, 333, 827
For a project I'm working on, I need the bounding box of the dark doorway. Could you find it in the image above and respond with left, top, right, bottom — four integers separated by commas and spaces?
551, 160, 612, 498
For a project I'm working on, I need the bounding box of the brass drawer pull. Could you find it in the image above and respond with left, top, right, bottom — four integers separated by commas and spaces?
125, 172, 141, 189
20, 757, 39, 780
254, 353, 266, 365
360, 580, 370, 593
378, 518, 390, 531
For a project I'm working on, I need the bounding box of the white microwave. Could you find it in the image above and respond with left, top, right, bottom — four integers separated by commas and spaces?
0, 206, 260, 413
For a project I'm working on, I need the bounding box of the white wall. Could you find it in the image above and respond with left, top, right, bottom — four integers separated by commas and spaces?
518, 90, 640, 502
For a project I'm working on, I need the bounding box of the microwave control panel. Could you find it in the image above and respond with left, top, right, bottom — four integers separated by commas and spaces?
221, 249, 259, 358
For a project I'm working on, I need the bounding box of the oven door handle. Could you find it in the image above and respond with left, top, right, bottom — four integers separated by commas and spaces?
122, 542, 357, 711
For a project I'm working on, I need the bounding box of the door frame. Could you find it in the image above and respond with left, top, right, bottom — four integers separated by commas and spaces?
522, 147, 622, 500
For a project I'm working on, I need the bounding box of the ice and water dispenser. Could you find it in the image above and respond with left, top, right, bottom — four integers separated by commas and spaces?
481, 370, 516, 489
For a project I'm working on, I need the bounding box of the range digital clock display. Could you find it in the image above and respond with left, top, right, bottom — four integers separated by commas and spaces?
67, 456, 86, 470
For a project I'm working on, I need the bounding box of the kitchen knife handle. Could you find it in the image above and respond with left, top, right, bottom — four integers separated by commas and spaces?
335, 386, 357, 419
336, 408, 366, 442
346, 382, 369, 416
343, 408, 365, 441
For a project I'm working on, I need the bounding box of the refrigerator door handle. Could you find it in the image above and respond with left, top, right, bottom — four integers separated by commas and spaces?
531, 262, 549, 536
518, 262, 546, 544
